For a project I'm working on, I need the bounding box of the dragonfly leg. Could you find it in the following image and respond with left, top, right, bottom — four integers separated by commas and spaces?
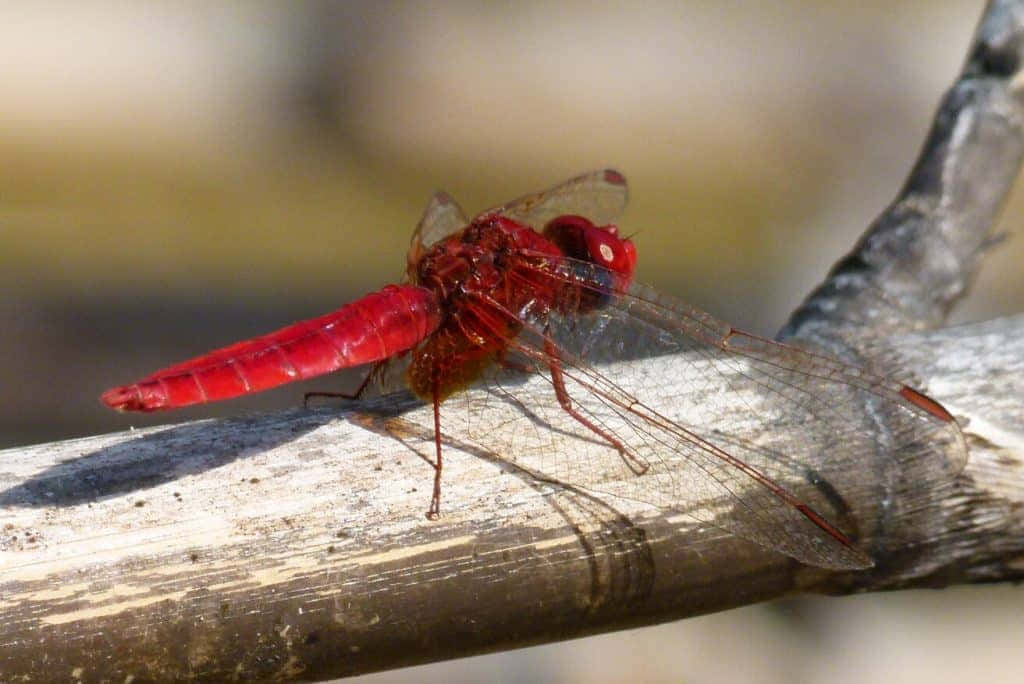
426, 377, 443, 520
543, 336, 649, 476
303, 362, 382, 407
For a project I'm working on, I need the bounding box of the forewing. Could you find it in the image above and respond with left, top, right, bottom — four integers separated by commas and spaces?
480, 169, 629, 230
431, 261, 967, 570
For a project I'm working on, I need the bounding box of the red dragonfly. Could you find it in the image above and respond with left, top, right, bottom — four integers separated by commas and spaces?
102, 169, 966, 570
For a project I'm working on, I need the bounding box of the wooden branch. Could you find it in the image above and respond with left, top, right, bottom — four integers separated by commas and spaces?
3, 1, 1024, 682
781, 0, 1024, 349
0, 316, 1022, 682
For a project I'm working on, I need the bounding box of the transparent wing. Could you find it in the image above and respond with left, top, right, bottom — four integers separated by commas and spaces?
479, 168, 629, 230
407, 170, 626, 265
409, 190, 469, 258
423, 259, 967, 570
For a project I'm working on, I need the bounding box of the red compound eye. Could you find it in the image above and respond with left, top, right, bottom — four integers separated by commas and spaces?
543, 214, 636, 288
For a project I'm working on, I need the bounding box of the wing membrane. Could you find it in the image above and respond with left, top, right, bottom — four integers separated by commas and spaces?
409, 190, 469, 256
434, 258, 966, 570
481, 168, 629, 229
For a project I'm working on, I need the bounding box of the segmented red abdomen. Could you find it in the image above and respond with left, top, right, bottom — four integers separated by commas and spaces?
101, 284, 441, 412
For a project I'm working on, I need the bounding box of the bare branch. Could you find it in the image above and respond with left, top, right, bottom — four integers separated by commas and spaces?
781, 0, 1024, 349
0, 316, 1022, 681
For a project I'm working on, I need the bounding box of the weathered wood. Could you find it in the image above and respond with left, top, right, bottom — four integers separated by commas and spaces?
2, 1, 1024, 681
0, 316, 1022, 681
781, 0, 1024, 350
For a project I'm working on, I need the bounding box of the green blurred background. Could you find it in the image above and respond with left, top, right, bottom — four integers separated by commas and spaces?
1, 2, 1021, 682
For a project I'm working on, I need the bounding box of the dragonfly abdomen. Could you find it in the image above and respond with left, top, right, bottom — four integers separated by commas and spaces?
101, 284, 441, 411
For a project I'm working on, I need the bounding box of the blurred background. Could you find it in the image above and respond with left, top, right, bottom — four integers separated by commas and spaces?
1, 2, 1021, 682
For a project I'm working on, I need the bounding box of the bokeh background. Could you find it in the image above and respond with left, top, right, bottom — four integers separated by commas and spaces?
2, 2, 1022, 683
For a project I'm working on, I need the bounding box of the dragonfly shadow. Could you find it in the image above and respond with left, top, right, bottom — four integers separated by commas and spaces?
539, 485, 657, 613
0, 408, 336, 508
355, 407, 657, 612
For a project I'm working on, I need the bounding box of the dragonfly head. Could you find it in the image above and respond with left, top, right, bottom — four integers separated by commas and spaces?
543, 215, 636, 292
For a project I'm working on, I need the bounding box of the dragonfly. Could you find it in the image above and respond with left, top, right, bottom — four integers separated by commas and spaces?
102, 169, 967, 570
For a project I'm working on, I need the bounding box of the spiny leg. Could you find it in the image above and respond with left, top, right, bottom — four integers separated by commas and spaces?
426, 375, 443, 520
544, 335, 648, 476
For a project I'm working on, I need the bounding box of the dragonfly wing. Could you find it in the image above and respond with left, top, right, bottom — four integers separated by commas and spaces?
431, 265, 966, 570
481, 169, 629, 230
409, 190, 469, 257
